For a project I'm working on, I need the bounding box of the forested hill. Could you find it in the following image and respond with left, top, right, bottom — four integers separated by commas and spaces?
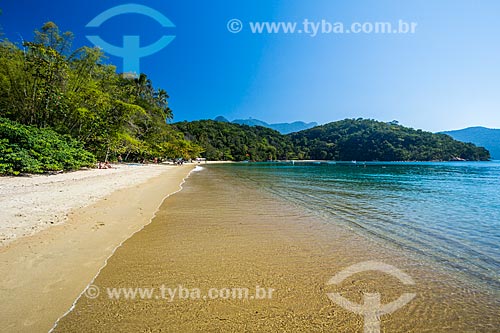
174, 119, 490, 162
289, 119, 490, 161
173, 120, 295, 161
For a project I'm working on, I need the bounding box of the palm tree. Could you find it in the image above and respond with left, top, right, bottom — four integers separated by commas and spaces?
155, 88, 173, 122
134, 73, 154, 101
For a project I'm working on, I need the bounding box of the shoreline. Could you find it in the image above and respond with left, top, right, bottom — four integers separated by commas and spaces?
53, 165, 500, 332
0, 164, 195, 332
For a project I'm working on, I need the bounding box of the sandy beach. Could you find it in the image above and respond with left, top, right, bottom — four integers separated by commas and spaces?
51, 166, 500, 332
1, 163, 498, 332
0, 164, 195, 332
0, 164, 192, 246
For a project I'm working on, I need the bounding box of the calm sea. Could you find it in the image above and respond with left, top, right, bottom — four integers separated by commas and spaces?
209, 161, 500, 292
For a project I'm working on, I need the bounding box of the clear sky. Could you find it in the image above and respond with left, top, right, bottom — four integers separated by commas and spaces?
1, 0, 499, 131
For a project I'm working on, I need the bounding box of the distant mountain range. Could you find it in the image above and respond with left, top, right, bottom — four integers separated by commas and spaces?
214, 116, 317, 134
440, 127, 500, 160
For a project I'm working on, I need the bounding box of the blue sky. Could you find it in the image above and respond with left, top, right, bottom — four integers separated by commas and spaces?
1, 0, 499, 131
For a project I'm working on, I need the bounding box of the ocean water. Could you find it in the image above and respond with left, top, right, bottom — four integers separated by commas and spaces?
54, 162, 500, 331
210, 161, 500, 292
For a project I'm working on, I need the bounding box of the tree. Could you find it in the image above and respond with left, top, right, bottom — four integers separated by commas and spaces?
0, 22, 204, 170
34, 21, 74, 55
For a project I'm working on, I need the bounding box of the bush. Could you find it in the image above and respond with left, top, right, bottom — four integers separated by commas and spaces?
0, 117, 96, 175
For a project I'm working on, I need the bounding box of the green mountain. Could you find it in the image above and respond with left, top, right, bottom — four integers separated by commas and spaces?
175, 118, 490, 162
440, 127, 500, 160
290, 119, 490, 161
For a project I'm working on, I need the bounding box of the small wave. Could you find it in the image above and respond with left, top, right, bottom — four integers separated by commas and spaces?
193, 166, 205, 172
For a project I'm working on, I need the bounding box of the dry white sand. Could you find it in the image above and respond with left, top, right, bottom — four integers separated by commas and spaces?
0, 164, 183, 246
0, 164, 196, 332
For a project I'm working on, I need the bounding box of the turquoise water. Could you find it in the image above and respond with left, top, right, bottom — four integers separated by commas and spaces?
210, 161, 500, 291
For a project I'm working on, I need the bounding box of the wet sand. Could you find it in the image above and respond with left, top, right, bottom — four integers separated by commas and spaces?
0, 165, 194, 333
53, 166, 500, 332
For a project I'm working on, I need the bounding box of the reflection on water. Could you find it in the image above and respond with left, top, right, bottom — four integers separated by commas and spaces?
213, 162, 500, 293
54, 164, 500, 332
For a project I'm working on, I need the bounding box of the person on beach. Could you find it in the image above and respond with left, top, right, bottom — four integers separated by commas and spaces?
98, 161, 112, 169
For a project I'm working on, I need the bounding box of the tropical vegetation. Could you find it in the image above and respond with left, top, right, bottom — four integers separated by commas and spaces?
288, 119, 490, 161
0, 117, 95, 175
0, 22, 202, 174
173, 120, 296, 161
174, 119, 490, 162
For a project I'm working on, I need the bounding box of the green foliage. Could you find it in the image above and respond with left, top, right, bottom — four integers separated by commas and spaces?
174, 119, 490, 162
0, 117, 95, 175
0, 22, 202, 172
289, 119, 490, 161
173, 120, 297, 161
